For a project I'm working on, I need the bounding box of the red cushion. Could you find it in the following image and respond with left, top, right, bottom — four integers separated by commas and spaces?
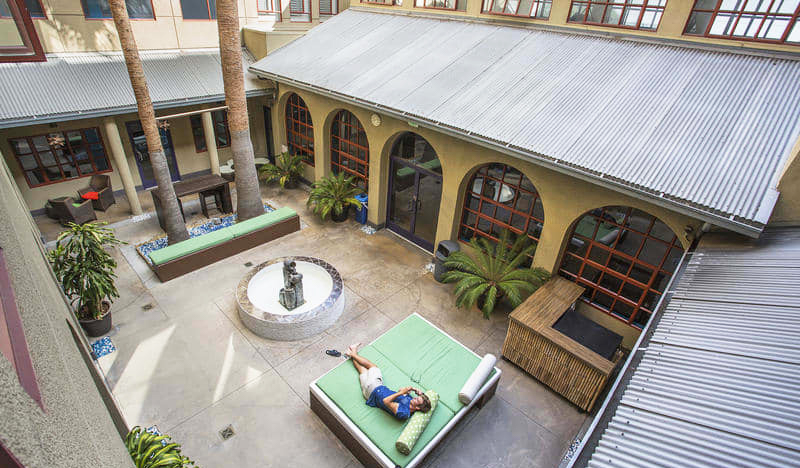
82, 191, 99, 200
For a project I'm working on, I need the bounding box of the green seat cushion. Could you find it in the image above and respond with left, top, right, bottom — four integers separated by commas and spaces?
228, 207, 297, 238
316, 345, 455, 467
370, 314, 484, 413
148, 228, 234, 265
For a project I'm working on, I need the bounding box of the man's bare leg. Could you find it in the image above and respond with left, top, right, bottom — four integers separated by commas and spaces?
346, 343, 377, 374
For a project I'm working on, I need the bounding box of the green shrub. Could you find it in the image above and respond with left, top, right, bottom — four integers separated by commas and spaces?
125, 426, 197, 468
259, 151, 304, 188
306, 172, 363, 220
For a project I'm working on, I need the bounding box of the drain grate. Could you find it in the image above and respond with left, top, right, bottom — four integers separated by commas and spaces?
219, 425, 235, 441
142, 303, 154, 311
244, 262, 253, 267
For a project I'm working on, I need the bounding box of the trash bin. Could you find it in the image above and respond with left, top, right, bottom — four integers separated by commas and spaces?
433, 240, 461, 283
355, 193, 368, 225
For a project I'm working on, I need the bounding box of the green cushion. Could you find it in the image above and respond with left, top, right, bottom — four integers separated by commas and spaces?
148, 228, 234, 265
396, 390, 439, 455
371, 314, 487, 413
72, 202, 83, 208
316, 345, 455, 467
228, 207, 297, 238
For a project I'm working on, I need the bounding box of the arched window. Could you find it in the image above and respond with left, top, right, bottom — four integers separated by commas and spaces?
330, 110, 369, 191
559, 207, 684, 329
458, 163, 544, 245
285, 93, 314, 166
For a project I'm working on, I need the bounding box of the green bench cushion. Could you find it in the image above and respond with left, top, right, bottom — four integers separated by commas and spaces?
148, 228, 233, 265
370, 314, 485, 413
228, 207, 297, 238
316, 345, 455, 468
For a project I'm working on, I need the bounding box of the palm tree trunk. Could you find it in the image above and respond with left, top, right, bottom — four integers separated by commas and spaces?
216, 0, 264, 221
109, 0, 189, 245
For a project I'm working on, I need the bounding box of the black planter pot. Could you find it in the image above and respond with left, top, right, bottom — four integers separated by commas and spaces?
331, 205, 351, 222
79, 304, 112, 337
283, 179, 298, 189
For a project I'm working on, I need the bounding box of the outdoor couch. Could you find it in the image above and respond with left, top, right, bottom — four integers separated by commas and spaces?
78, 174, 115, 211
147, 207, 300, 282
311, 314, 501, 468
47, 196, 97, 226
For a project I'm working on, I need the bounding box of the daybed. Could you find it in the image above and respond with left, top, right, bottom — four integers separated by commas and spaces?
310, 314, 501, 468
147, 207, 300, 282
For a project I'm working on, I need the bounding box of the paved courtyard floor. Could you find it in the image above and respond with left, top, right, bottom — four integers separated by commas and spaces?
58, 183, 587, 468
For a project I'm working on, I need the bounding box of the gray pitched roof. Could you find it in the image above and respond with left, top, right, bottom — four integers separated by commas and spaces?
0, 48, 270, 128
250, 9, 800, 234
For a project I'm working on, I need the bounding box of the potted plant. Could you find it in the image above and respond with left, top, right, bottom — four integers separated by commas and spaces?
48, 221, 124, 337
125, 426, 197, 468
258, 151, 304, 189
442, 229, 550, 319
307, 172, 363, 222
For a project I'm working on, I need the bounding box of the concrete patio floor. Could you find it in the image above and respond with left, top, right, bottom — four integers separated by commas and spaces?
70, 183, 586, 468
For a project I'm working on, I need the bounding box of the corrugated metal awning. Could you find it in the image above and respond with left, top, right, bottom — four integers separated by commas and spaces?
0, 48, 271, 129
249, 9, 800, 234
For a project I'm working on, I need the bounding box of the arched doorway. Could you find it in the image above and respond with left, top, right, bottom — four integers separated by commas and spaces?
386, 132, 442, 251
558, 206, 684, 329
330, 110, 369, 191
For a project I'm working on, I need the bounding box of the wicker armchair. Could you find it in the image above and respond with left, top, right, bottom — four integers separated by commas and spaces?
78, 174, 115, 211
48, 197, 97, 226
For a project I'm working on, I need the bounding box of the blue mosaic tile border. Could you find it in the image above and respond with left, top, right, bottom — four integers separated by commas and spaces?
91, 336, 116, 360
137, 204, 275, 264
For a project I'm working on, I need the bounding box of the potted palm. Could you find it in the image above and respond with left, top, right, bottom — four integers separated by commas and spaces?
259, 151, 304, 189
307, 172, 363, 222
442, 230, 550, 319
125, 426, 197, 467
48, 222, 124, 337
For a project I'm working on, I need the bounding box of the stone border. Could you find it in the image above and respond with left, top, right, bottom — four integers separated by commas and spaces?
237, 256, 345, 341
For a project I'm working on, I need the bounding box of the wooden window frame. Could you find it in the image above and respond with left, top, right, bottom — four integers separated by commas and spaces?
80, 0, 157, 20
319, 0, 338, 15
0, 0, 45, 63
684, 0, 800, 45
481, 0, 552, 19
9, 127, 113, 188
330, 110, 369, 191
415, 0, 459, 11
558, 206, 683, 329
0, 0, 46, 19
360, 0, 396, 5
567, 0, 667, 30
190, 110, 231, 153
257, 0, 282, 19
289, 0, 310, 21
0, 248, 44, 409
285, 93, 315, 167
178, 0, 215, 20
458, 163, 545, 248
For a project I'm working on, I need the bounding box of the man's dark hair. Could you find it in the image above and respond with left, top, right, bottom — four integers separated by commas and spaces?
418, 393, 432, 412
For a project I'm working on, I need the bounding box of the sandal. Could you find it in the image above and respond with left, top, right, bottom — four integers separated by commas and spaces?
325, 349, 341, 357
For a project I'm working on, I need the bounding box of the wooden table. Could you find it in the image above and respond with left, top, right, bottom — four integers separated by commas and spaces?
150, 174, 233, 231
502, 277, 622, 412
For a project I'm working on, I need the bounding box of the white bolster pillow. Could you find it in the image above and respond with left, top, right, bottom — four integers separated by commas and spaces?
458, 353, 497, 405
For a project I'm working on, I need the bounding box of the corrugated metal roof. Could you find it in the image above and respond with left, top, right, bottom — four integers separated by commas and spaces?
0, 48, 270, 128
249, 9, 800, 233
582, 228, 800, 468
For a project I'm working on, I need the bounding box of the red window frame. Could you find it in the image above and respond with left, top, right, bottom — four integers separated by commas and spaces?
9, 128, 113, 188
481, 0, 552, 18
360, 0, 395, 5
178, 0, 215, 20
257, 0, 282, 19
558, 206, 684, 329
319, 0, 337, 15
684, 0, 800, 45
190, 109, 231, 153
0, 0, 46, 18
285, 93, 315, 166
459, 163, 545, 248
80, 0, 157, 20
0, 248, 44, 409
415, 0, 459, 11
0, 0, 45, 63
567, 0, 667, 30
330, 110, 369, 191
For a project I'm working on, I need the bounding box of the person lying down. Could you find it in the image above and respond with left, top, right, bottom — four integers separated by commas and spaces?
346, 343, 432, 420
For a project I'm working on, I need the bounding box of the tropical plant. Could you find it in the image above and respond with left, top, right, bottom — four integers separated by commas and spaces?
48, 222, 125, 320
307, 172, 363, 220
109, 0, 189, 245
216, 0, 264, 221
125, 426, 197, 468
259, 151, 304, 188
442, 230, 550, 319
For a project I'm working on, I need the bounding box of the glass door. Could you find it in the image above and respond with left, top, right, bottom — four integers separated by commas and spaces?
387, 154, 443, 252
125, 121, 180, 189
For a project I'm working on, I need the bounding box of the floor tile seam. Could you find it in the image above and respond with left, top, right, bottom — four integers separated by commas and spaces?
496, 393, 563, 442
212, 300, 276, 370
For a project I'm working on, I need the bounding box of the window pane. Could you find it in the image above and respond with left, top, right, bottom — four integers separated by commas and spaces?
82, 0, 112, 18
127, 0, 154, 18
11, 139, 31, 154
181, 0, 211, 19
24, 0, 44, 17
685, 11, 713, 33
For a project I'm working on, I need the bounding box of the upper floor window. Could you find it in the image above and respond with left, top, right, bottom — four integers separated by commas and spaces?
9, 128, 112, 188
361, 0, 395, 5
180, 0, 215, 19
0, 0, 45, 62
684, 0, 800, 44
568, 0, 667, 30
0, 0, 44, 18
482, 0, 551, 18
417, 0, 467, 11
190, 110, 230, 152
320, 0, 338, 15
290, 0, 309, 20
82, 0, 155, 19
257, 0, 281, 19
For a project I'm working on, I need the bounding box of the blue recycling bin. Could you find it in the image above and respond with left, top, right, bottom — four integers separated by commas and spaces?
355, 193, 368, 225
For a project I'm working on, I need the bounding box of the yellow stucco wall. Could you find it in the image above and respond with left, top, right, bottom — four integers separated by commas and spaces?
771, 141, 800, 226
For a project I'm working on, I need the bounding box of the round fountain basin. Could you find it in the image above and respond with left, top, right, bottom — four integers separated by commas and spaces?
236, 256, 344, 341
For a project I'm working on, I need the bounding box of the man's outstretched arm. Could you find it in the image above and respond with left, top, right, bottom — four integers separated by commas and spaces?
382, 386, 413, 414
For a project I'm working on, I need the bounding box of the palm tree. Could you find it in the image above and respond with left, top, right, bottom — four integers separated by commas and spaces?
109, 0, 189, 244
442, 230, 550, 319
216, 0, 264, 221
